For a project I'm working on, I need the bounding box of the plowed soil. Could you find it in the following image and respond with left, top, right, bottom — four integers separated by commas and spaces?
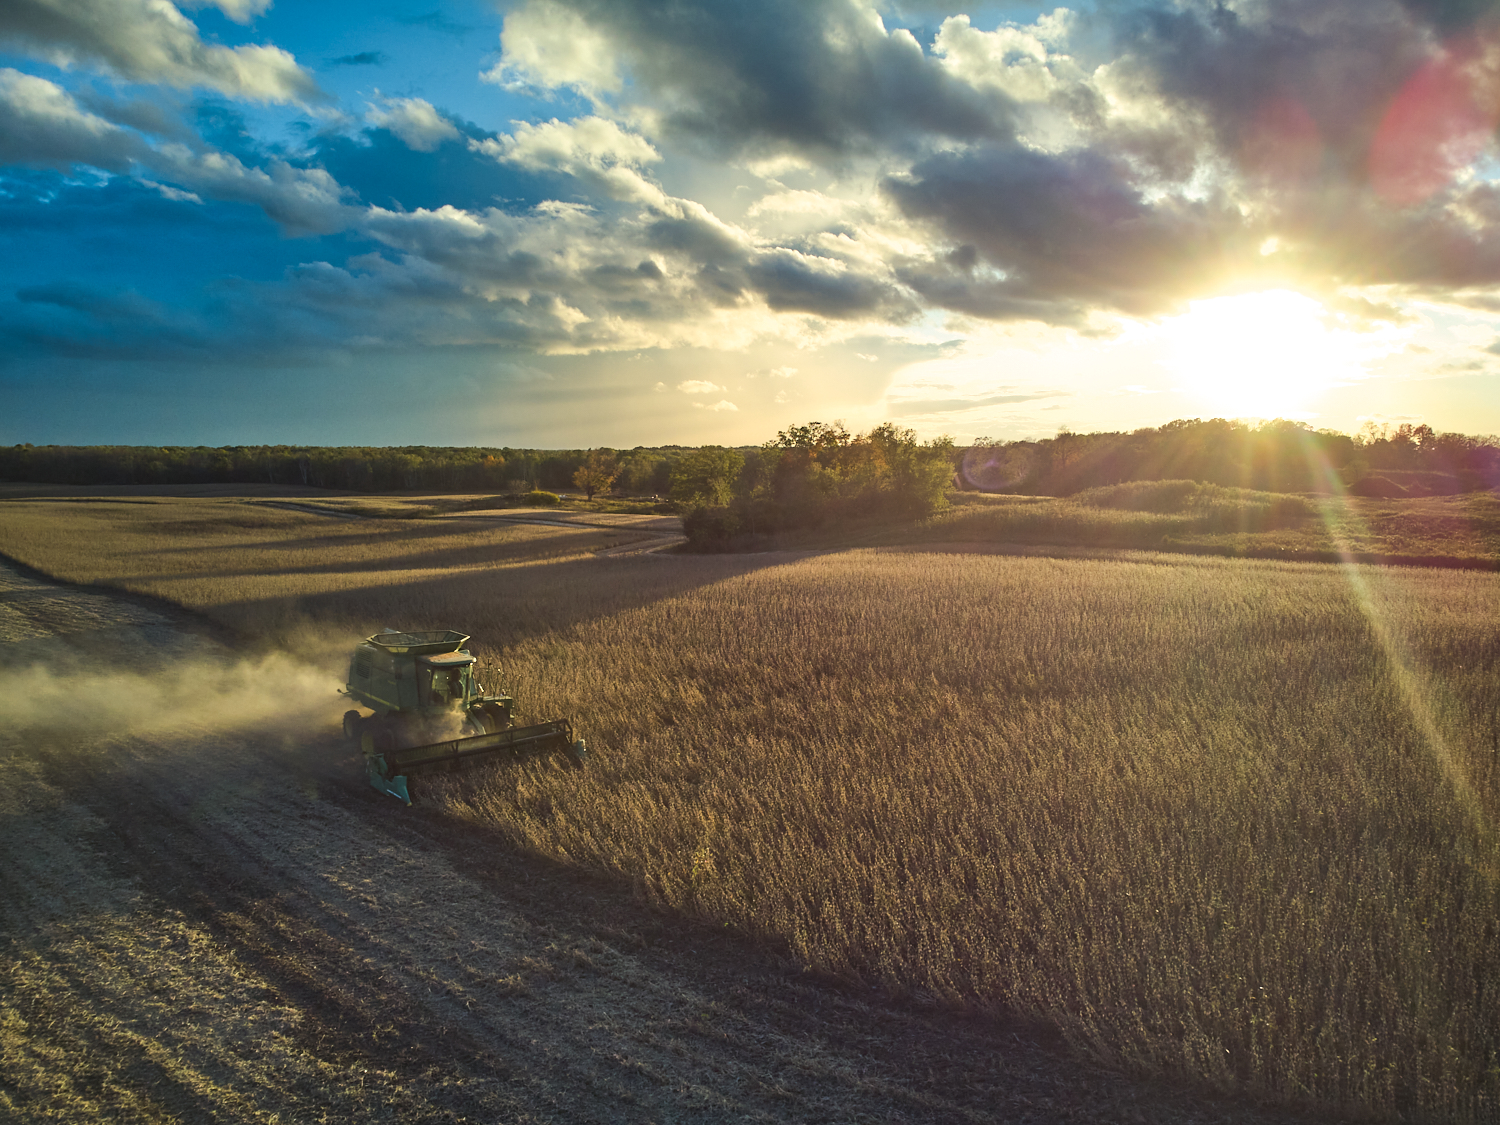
0, 558, 1316, 1124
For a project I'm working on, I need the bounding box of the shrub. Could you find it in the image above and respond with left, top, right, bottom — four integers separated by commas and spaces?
523, 490, 561, 506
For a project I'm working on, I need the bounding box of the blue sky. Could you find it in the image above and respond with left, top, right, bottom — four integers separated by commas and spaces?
4, 0, 1500, 447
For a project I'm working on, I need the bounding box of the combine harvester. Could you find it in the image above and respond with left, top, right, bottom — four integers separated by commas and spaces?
341, 629, 585, 804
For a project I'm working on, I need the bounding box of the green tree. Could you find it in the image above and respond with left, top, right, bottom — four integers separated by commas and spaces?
669, 447, 745, 508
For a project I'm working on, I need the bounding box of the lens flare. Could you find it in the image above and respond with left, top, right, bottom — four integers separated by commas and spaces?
1295, 430, 1495, 867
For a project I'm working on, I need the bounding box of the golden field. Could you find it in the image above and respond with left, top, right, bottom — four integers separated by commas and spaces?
1, 492, 1496, 1122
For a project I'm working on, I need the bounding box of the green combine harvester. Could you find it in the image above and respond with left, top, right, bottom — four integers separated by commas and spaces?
341, 629, 585, 804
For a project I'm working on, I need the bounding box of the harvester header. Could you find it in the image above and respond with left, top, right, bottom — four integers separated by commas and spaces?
341, 628, 585, 804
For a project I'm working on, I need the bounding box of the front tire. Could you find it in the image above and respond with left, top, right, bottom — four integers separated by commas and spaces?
342, 710, 363, 741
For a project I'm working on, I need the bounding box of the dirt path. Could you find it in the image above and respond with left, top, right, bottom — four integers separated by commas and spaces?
0, 559, 1315, 1124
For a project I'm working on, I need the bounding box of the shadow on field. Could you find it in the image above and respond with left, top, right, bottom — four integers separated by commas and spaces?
106, 520, 643, 578
204, 549, 810, 654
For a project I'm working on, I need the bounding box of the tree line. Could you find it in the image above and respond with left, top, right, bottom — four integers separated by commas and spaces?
0, 443, 693, 495
959, 418, 1500, 496
6, 418, 1495, 514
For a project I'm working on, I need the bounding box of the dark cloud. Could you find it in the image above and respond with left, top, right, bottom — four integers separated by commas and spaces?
886, 143, 1251, 319
74, 88, 194, 141
193, 100, 262, 161
745, 250, 917, 320
547, 0, 1013, 158
17, 282, 164, 322
1395, 0, 1500, 33
327, 51, 385, 67
1112, 1, 1426, 182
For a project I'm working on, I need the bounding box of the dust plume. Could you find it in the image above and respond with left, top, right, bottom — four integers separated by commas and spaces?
0, 649, 343, 737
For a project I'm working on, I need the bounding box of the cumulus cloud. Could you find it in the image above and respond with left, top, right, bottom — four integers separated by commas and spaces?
471, 115, 663, 203
485, 0, 622, 95
0, 0, 323, 103
366, 94, 461, 151
17, 0, 1500, 395
0, 67, 150, 171
487, 0, 1009, 158
0, 71, 352, 234
152, 145, 354, 234
694, 399, 738, 411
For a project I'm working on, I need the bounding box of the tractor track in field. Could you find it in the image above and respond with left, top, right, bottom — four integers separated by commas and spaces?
0, 558, 1320, 1124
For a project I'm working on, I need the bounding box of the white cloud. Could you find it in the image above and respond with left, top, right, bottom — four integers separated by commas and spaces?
367, 95, 460, 152
746, 188, 842, 219
677, 379, 724, 394
694, 399, 739, 412
484, 0, 621, 95
653, 381, 666, 391
770, 366, 798, 377
471, 116, 662, 205
0, 0, 323, 103
932, 12, 1084, 103
141, 179, 201, 203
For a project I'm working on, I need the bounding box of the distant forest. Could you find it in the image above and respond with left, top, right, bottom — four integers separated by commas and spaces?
959, 418, 1500, 497
0, 443, 690, 495
3, 418, 1498, 498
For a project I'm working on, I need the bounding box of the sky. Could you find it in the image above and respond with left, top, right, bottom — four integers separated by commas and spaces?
4, 0, 1500, 448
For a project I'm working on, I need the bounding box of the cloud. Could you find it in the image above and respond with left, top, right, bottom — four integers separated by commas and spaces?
694, 399, 738, 411
488, 0, 1010, 157
0, 67, 150, 171
366, 95, 461, 152
676, 380, 724, 393
151, 145, 355, 234
746, 246, 917, 320
0, 71, 353, 234
329, 51, 386, 67
471, 115, 662, 203
886, 143, 1249, 321
0, 0, 324, 103
485, 0, 622, 94
889, 390, 1069, 415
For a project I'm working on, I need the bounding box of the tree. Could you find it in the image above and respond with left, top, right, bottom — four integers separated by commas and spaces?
669, 447, 745, 508
572, 449, 618, 501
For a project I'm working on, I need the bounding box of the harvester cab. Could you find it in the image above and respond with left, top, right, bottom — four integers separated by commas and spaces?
341, 629, 585, 805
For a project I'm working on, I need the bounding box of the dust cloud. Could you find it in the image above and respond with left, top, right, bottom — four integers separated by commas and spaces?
0, 649, 344, 738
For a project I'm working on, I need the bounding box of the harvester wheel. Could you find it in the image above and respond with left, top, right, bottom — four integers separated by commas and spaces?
480, 701, 512, 730
342, 710, 362, 741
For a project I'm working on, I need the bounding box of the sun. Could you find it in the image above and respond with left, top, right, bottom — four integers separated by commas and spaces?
1161, 289, 1366, 419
